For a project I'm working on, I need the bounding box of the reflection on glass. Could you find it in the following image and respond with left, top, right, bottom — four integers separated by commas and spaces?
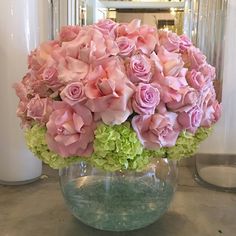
107, 8, 184, 34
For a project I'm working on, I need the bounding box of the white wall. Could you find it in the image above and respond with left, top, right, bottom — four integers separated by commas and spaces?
199, 0, 236, 154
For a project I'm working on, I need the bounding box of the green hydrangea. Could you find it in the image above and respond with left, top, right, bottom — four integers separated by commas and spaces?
166, 127, 213, 160
24, 123, 212, 171
25, 124, 81, 169
91, 122, 147, 171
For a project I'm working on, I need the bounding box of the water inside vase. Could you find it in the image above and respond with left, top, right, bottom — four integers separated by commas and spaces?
61, 175, 174, 231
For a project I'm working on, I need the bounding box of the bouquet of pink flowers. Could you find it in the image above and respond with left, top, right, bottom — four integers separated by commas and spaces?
14, 19, 221, 171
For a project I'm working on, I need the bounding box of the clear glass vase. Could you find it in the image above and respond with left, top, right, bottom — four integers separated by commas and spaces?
59, 159, 178, 231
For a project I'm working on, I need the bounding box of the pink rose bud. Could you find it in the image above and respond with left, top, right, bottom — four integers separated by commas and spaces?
178, 105, 203, 133
159, 30, 180, 52
116, 36, 135, 57
132, 83, 160, 115
60, 82, 86, 106
128, 54, 153, 84
186, 70, 205, 90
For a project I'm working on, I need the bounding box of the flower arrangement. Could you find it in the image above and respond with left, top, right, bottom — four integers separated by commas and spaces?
14, 19, 221, 171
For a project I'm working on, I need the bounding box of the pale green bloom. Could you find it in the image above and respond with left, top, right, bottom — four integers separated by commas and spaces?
166, 127, 213, 160
24, 123, 212, 171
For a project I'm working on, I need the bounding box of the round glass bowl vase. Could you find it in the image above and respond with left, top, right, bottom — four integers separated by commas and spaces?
59, 159, 178, 231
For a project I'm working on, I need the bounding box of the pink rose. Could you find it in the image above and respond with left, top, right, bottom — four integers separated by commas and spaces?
159, 30, 180, 52
157, 46, 184, 76
128, 54, 153, 84
46, 102, 95, 157
179, 35, 192, 53
199, 83, 216, 111
117, 19, 141, 37
27, 95, 53, 123
186, 70, 205, 90
85, 60, 134, 125
95, 19, 118, 38
201, 100, 222, 127
20, 73, 50, 98
42, 66, 63, 90
61, 26, 119, 64
13, 80, 28, 102
183, 46, 206, 70
153, 75, 188, 103
132, 112, 180, 149
59, 25, 80, 42
117, 20, 157, 55
60, 82, 86, 106
132, 83, 160, 115
116, 36, 135, 57
135, 25, 157, 55
16, 101, 31, 127
167, 87, 198, 112
199, 63, 216, 82
28, 40, 59, 73
178, 105, 203, 133
57, 57, 89, 82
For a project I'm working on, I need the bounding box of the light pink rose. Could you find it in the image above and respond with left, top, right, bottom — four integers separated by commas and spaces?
157, 46, 184, 76
20, 73, 50, 98
117, 20, 157, 55
201, 100, 222, 127
132, 112, 180, 149
183, 46, 206, 70
186, 70, 205, 90
159, 30, 180, 52
153, 75, 188, 103
135, 25, 157, 55
27, 95, 53, 123
16, 101, 31, 127
13, 80, 28, 102
57, 56, 89, 82
116, 36, 135, 57
179, 35, 192, 53
156, 101, 168, 114
128, 54, 153, 84
199, 82, 216, 111
178, 105, 203, 133
42, 66, 63, 90
199, 63, 216, 82
46, 102, 95, 157
132, 83, 160, 115
95, 19, 118, 38
61, 26, 119, 63
28, 40, 60, 73
117, 19, 141, 37
59, 25, 81, 42
60, 82, 86, 106
167, 87, 198, 112
85, 60, 134, 125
